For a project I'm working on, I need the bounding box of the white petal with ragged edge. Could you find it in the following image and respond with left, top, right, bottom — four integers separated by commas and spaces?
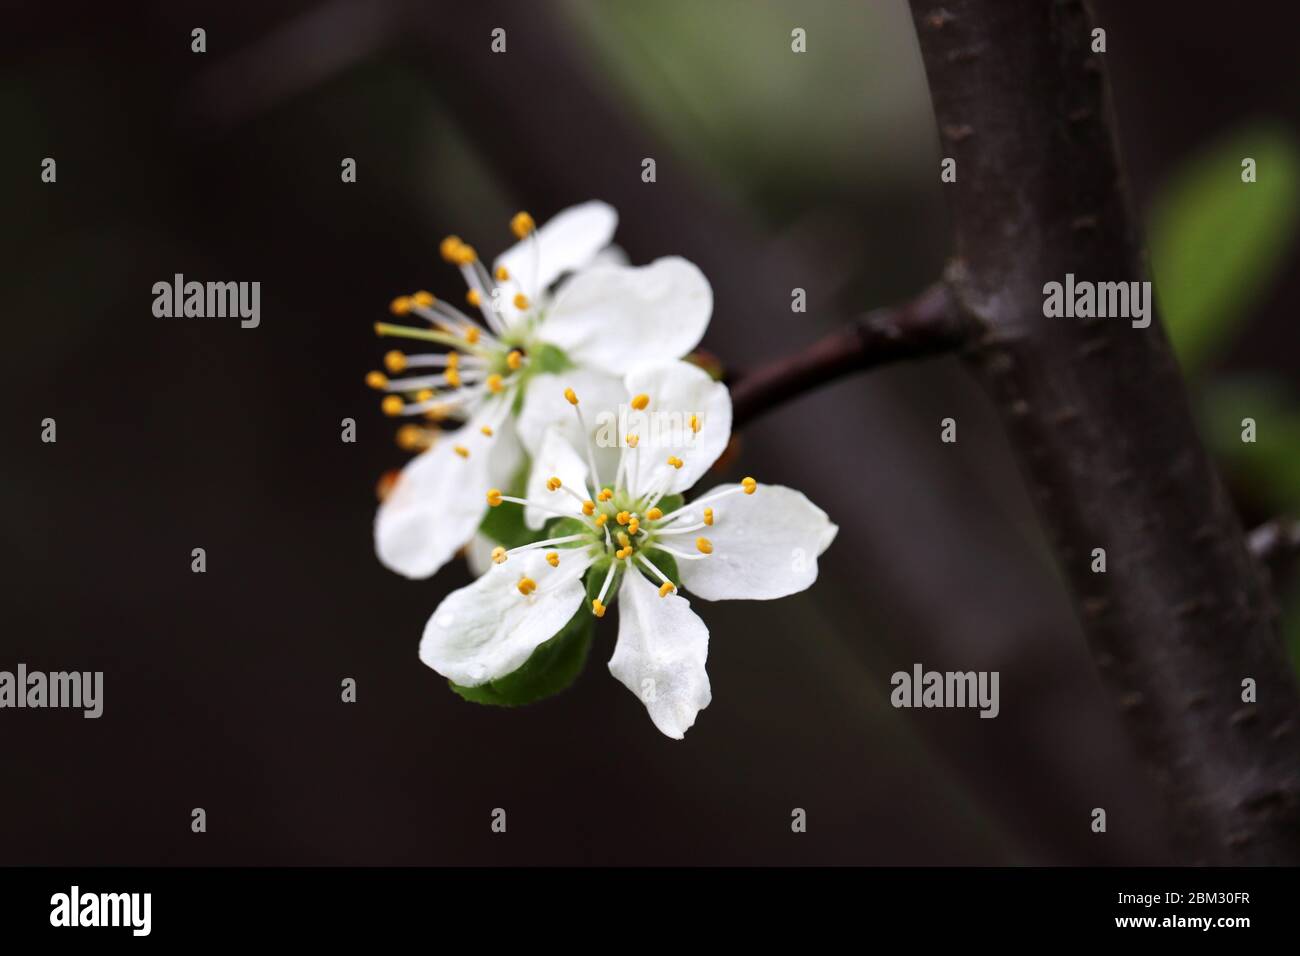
676, 484, 838, 601
622, 360, 731, 498
420, 548, 592, 687
494, 200, 617, 300
608, 567, 712, 739
539, 257, 712, 374
516, 368, 625, 484
374, 404, 520, 579
523, 426, 591, 530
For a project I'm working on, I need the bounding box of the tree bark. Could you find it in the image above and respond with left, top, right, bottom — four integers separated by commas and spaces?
908, 0, 1300, 862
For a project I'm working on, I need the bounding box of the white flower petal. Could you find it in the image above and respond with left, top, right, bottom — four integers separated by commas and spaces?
494, 200, 617, 298
374, 405, 520, 579
622, 361, 732, 497
420, 548, 592, 686
523, 426, 591, 530
676, 484, 838, 601
608, 567, 712, 739
517, 368, 625, 483
539, 257, 712, 374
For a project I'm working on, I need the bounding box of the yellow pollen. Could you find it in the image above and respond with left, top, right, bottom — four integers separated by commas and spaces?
381, 395, 404, 417
627, 517, 640, 535
591, 598, 606, 618
564, 387, 579, 405
506, 350, 523, 370
517, 577, 536, 596
511, 211, 536, 239
384, 350, 407, 373
395, 424, 428, 451
491, 546, 507, 564
513, 292, 530, 310
658, 582, 676, 598
440, 235, 464, 262
446, 351, 460, 368
703, 507, 714, 526
546, 552, 560, 568
582, 500, 595, 515
696, 537, 713, 555
486, 373, 505, 394
646, 507, 663, 521
689, 413, 701, 434
453, 445, 470, 459
366, 370, 388, 390
495, 265, 510, 281
464, 327, 480, 345
625, 434, 639, 448
486, 488, 503, 507
389, 295, 412, 316
412, 290, 435, 307
452, 243, 478, 265
616, 511, 630, 526
415, 388, 435, 403
595, 514, 609, 527
741, 476, 758, 495
480, 425, 494, 437
425, 408, 448, 422
466, 288, 482, 307
667, 456, 683, 469
597, 488, 613, 501
446, 367, 462, 388
617, 531, 631, 548
631, 394, 650, 411
615, 546, 633, 561
546, 476, 562, 492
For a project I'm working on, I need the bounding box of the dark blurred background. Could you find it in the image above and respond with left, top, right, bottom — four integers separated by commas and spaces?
2, 0, 1296, 864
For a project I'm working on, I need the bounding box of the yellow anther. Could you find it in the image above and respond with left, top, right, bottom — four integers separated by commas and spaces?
446, 367, 462, 388
546, 552, 560, 568
389, 295, 413, 316
591, 598, 606, 618
480, 425, 494, 437
597, 488, 613, 501
381, 395, 404, 417
415, 388, 435, 403
631, 393, 650, 411
582, 500, 595, 516
466, 288, 482, 307
486, 373, 505, 394
412, 290, 435, 307
658, 582, 676, 598
384, 350, 407, 373
617, 531, 631, 548
667, 456, 683, 469
396, 424, 429, 451
689, 413, 701, 434
452, 243, 478, 265
703, 507, 714, 526
696, 537, 713, 555
511, 211, 536, 239
446, 351, 460, 368
486, 488, 503, 507
615, 546, 633, 561
464, 327, 480, 345
507, 350, 523, 370
594, 514, 609, 527
517, 576, 536, 596
513, 292, 530, 310
375, 468, 400, 502
625, 434, 639, 448
366, 370, 388, 390
564, 387, 579, 405
616, 511, 630, 526
440, 235, 464, 262
453, 445, 470, 459
546, 476, 562, 492
646, 507, 663, 521
627, 517, 640, 535
425, 407, 449, 422
741, 476, 758, 495
495, 265, 510, 281
491, 546, 507, 564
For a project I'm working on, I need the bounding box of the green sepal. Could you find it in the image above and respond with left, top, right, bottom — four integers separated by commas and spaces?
449, 603, 595, 707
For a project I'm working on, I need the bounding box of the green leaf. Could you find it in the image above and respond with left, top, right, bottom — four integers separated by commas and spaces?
1147, 122, 1300, 374
449, 603, 595, 707
1200, 375, 1300, 513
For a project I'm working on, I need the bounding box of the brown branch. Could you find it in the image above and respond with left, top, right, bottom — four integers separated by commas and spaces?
730, 284, 966, 428
1250, 518, 1300, 585
909, 0, 1300, 863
